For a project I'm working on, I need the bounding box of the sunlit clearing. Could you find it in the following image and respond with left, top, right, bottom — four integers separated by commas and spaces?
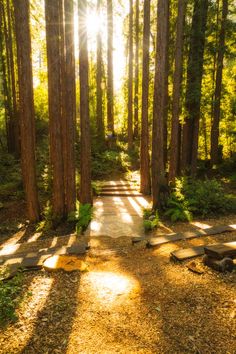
87, 271, 139, 304
86, 12, 101, 34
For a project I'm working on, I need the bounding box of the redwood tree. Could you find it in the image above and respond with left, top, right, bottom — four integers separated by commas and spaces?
181, 0, 208, 175
140, 0, 151, 195
78, 0, 92, 205
152, 0, 169, 209
45, 0, 65, 218
128, 0, 134, 150
211, 0, 228, 165
13, 0, 40, 222
169, 0, 186, 183
134, 0, 139, 138
96, 0, 105, 143
107, 0, 114, 133
64, 0, 76, 213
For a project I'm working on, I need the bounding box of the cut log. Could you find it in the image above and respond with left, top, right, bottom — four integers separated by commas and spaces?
204, 241, 236, 260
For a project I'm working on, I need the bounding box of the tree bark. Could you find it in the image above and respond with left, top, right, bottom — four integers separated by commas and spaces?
169, 0, 186, 183
7, 0, 19, 156
107, 0, 114, 133
13, 0, 40, 222
64, 0, 76, 213
96, 0, 105, 143
140, 0, 151, 195
134, 0, 139, 139
45, 0, 65, 219
181, 0, 208, 175
152, 0, 169, 209
128, 0, 134, 150
78, 0, 92, 205
211, 0, 228, 165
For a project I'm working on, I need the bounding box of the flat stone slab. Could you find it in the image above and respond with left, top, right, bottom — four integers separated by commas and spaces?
0, 243, 88, 271
171, 247, 205, 261
43, 255, 88, 272
146, 224, 236, 248
204, 241, 236, 260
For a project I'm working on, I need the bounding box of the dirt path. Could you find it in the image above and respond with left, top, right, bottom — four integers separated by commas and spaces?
0, 183, 235, 353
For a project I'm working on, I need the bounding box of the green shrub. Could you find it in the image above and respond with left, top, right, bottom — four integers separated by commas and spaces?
143, 208, 159, 232
68, 202, 93, 235
0, 270, 23, 327
165, 177, 236, 221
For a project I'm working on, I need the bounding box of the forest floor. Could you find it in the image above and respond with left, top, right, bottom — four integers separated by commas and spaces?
0, 192, 236, 353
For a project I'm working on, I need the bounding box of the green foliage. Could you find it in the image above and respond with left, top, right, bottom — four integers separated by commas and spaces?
68, 202, 93, 235
36, 201, 53, 232
0, 270, 23, 327
0, 152, 22, 200
143, 208, 159, 232
92, 150, 131, 179
165, 178, 236, 221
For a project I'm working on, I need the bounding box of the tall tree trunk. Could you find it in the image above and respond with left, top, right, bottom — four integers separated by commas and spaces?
2, 1, 15, 154
45, 0, 65, 219
96, 0, 105, 143
78, 0, 92, 205
0, 4, 11, 151
152, 0, 169, 209
169, 0, 186, 183
140, 0, 151, 195
181, 0, 208, 175
163, 1, 170, 168
128, 0, 133, 150
13, 0, 40, 222
7, 0, 19, 156
107, 0, 114, 133
133, 0, 139, 139
210, 0, 228, 165
64, 0, 76, 213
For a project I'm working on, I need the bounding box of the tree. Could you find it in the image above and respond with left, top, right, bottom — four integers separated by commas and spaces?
134, 0, 139, 138
181, 0, 208, 175
45, 0, 65, 219
140, 0, 151, 195
64, 0, 76, 213
128, 0, 134, 150
78, 0, 92, 205
96, 0, 105, 143
169, 0, 186, 183
211, 0, 228, 165
13, 0, 40, 222
107, 0, 114, 133
152, 0, 169, 209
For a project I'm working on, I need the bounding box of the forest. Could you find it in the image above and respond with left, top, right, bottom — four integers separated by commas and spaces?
0, 0, 236, 353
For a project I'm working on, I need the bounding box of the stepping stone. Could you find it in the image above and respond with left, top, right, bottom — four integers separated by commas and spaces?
204, 241, 236, 260
147, 224, 236, 248
43, 255, 88, 272
171, 247, 205, 261
146, 234, 184, 248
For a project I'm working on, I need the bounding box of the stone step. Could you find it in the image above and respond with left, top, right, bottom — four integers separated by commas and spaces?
100, 191, 143, 197
101, 187, 139, 192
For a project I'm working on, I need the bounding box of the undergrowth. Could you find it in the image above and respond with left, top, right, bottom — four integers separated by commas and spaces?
0, 270, 23, 327
68, 202, 93, 235
164, 177, 236, 222
143, 208, 159, 232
